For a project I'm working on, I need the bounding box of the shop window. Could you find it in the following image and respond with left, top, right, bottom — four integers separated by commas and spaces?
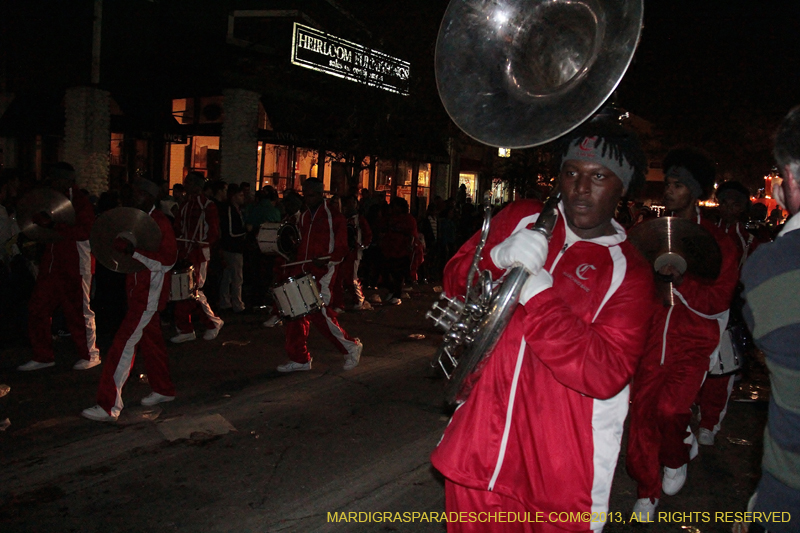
459, 172, 477, 201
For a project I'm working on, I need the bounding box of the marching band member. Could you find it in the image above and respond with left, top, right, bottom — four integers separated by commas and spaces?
695, 180, 765, 447
330, 195, 372, 312
81, 178, 177, 422
626, 148, 739, 518
170, 172, 224, 343
18, 162, 100, 371
275, 179, 362, 373
431, 120, 656, 533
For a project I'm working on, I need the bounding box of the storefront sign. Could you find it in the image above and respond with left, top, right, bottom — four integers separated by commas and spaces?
291, 23, 410, 96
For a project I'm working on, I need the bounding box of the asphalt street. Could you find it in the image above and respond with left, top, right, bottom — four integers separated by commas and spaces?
0, 284, 769, 533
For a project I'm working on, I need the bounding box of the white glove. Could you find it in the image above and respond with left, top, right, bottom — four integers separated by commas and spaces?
490, 229, 549, 275
519, 270, 553, 305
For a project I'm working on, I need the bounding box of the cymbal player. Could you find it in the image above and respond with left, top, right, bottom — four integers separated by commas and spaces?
626, 148, 740, 518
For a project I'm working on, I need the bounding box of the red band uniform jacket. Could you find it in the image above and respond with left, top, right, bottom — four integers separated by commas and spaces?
430, 199, 657, 530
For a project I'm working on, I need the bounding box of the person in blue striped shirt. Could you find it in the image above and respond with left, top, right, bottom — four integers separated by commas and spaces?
740, 105, 800, 533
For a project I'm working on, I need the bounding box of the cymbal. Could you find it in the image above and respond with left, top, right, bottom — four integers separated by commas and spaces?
627, 217, 722, 280
17, 188, 76, 242
90, 207, 162, 273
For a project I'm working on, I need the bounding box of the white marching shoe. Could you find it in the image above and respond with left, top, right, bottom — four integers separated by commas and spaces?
631, 498, 658, 522
17, 360, 55, 371
343, 340, 362, 370
662, 464, 688, 495
73, 357, 101, 370
141, 392, 175, 406
277, 360, 311, 373
81, 405, 118, 422
203, 320, 224, 340
170, 331, 196, 344
698, 427, 715, 446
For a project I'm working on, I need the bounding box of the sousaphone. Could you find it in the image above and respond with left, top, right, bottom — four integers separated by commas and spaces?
428, 0, 644, 404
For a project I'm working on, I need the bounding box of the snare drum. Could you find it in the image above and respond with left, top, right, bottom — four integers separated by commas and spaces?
709, 325, 745, 375
271, 274, 324, 318
257, 222, 299, 258
169, 266, 196, 301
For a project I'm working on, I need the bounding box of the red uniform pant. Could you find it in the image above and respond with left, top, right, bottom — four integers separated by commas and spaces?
330, 252, 364, 310
445, 480, 593, 533
626, 351, 707, 500
285, 305, 359, 363
696, 373, 736, 433
29, 268, 98, 363
96, 308, 175, 417
173, 261, 222, 333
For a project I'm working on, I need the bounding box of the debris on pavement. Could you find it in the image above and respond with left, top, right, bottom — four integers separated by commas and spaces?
0, 384, 10, 398
157, 413, 236, 442
0, 418, 10, 431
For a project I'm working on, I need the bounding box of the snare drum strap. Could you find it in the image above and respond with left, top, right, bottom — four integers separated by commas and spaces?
672, 289, 730, 371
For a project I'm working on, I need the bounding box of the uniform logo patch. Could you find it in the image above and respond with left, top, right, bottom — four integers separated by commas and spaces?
576, 263, 596, 280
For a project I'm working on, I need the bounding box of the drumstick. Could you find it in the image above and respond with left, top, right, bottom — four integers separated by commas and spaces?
177, 238, 209, 245
281, 255, 331, 267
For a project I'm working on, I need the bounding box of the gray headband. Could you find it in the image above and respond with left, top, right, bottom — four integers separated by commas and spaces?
562, 137, 634, 190
664, 166, 703, 199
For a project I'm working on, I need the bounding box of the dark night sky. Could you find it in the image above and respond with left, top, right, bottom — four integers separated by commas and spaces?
3, 0, 799, 188
354, 0, 800, 188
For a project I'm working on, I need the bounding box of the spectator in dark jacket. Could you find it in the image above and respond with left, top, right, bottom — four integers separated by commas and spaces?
219, 184, 246, 312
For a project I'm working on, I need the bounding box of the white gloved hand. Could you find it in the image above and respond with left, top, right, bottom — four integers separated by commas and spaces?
490, 229, 549, 274
519, 270, 553, 305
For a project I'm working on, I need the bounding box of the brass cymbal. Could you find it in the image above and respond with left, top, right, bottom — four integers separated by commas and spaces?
90, 207, 162, 273
627, 217, 722, 280
17, 188, 76, 242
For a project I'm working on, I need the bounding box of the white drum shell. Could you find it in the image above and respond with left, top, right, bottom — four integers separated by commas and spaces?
170, 267, 196, 301
709, 327, 744, 375
272, 274, 324, 318
257, 222, 283, 254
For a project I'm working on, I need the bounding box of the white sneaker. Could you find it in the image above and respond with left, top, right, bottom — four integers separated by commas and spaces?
141, 392, 175, 406
631, 498, 658, 522
203, 320, 224, 340
73, 357, 101, 370
17, 360, 55, 371
170, 331, 196, 344
344, 339, 363, 370
387, 298, 401, 306
698, 428, 715, 446
662, 464, 688, 495
277, 360, 311, 373
81, 405, 118, 422
263, 315, 282, 328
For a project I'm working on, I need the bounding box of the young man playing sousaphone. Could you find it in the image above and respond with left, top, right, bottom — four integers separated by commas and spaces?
431, 119, 657, 533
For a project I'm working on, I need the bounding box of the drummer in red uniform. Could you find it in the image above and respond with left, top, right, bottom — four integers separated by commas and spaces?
170, 172, 224, 343
275, 178, 363, 372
